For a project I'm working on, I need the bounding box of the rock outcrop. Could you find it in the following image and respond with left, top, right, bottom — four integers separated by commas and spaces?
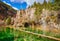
13, 8, 36, 27
0, 1, 16, 20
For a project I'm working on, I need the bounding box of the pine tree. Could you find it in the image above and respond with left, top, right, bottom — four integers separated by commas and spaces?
53, 0, 60, 10
43, 0, 47, 9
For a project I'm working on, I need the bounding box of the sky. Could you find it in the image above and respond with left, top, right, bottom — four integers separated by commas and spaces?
1, 0, 49, 10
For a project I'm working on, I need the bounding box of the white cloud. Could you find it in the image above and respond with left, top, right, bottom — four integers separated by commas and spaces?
10, 0, 25, 3
24, 0, 36, 8
4, 0, 49, 10
46, 0, 49, 3
7, 3, 11, 6
12, 7, 19, 10
25, 0, 35, 5
9, 0, 45, 7
36, 0, 44, 4
10, 0, 15, 2
3, 1, 18, 10
3, 1, 6, 3
3, 0, 49, 10
25, 0, 49, 7
3, 1, 11, 6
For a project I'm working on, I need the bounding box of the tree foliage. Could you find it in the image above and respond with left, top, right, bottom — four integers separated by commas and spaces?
29, 0, 60, 15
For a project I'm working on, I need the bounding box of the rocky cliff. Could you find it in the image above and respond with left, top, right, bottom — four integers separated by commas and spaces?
0, 1, 17, 20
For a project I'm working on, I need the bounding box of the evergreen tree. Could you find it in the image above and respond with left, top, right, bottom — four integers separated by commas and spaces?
43, 0, 47, 9
53, 0, 60, 10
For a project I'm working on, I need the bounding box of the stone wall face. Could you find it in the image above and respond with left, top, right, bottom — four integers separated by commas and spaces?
13, 8, 36, 27
25, 8, 36, 21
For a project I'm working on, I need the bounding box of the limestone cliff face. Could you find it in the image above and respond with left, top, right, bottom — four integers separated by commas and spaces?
25, 8, 36, 21
14, 8, 36, 27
